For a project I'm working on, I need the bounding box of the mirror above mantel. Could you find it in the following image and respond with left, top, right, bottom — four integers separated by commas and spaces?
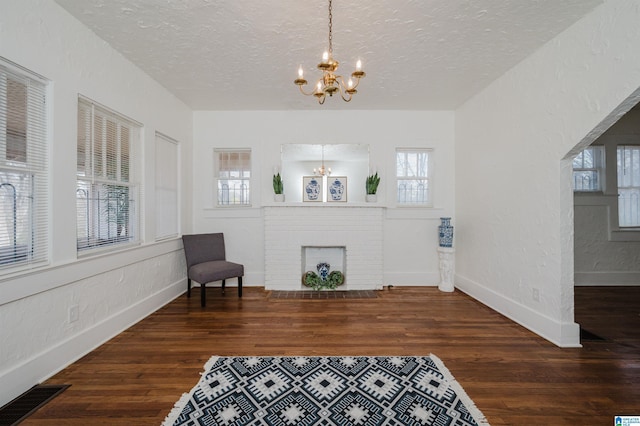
280, 143, 370, 203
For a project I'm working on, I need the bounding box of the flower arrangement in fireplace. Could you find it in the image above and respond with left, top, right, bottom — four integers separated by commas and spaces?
302, 262, 344, 291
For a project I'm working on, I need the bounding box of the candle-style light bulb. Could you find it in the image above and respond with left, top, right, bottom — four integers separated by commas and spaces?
356, 59, 362, 71
348, 78, 354, 89
298, 66, 304, 78
316, 81, 323, 93
322, 51, 329, 61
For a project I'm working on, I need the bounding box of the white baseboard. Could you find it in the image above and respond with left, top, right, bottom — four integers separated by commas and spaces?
455, 274, 581, 348
575, 271, 640, 286
0, 278, 185, 408
383, 272, 440, 286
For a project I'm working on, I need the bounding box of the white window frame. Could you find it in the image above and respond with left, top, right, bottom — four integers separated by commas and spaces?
396, 148, 433, 206
573, 146, 605, 192
0, 58, 49, 275
617, 145, 640, 228
76, 96, 141, 254
214, 148, 251, 207
155, 132, 180, 240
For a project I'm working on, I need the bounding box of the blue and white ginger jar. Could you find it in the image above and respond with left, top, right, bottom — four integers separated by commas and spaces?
306, 178, 320, 200
438, 217, 454, 248
317, 262, 330, 281
329, 179, 344, 201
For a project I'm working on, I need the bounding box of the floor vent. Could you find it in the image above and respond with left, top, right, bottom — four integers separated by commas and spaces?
270, 290, 378, 299
580, 327, 606, 342
0, 384, 69, 426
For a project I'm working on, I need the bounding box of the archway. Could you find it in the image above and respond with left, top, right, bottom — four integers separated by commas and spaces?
562, 92, 640, 345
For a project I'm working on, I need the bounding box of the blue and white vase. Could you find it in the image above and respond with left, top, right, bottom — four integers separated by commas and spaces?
317, 262, 330, 281
329, 178, 344, 201
438, 217, 454, 248
306, 178, 320, 201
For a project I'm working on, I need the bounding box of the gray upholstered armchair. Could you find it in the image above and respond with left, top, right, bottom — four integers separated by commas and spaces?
181, 233, 244, 307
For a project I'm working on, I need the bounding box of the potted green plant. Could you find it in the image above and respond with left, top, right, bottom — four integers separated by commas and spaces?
273, 173, 284, 201
365, 172, 380, 202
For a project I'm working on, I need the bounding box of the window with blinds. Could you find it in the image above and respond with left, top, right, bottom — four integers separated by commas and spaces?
617, 145, 640, 227
155, 132, 179, 240
76, 97, 140, 252
215, 149, 251, 206
0, 59, 49, 274
396, 148, 432, 205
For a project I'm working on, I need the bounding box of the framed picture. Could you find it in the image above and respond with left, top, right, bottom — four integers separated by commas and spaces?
303, 176, 323, 202
327, 176, 347, 203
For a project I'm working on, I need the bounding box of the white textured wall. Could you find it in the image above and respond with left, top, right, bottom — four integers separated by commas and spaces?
574, 204, 640, 284
0, 0, 192, 406
192, 110, 455, 287
574, 109, 640, 285
455, 0, 640, 347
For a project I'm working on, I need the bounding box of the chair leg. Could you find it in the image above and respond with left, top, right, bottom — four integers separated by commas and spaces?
200, 283, 206, 307
238, 277, 243, 298
187, 278, 192, 298
222, 279, 226, 294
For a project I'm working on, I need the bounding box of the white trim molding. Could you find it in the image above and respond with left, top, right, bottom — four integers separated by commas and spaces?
455, 274, 582, 348
575, 271, 640, 286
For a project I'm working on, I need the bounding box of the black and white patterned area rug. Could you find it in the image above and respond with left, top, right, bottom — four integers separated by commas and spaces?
162, 355, 489, 426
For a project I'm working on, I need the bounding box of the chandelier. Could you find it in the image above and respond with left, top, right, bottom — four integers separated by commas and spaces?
294, 0, 365, 104
314, 145, 332, 176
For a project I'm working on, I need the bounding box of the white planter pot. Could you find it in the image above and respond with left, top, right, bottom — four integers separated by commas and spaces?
366, 194, 377, 202
274, 194, 285, 202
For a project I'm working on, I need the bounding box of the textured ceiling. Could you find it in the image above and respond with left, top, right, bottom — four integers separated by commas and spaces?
54, 0, 602, 111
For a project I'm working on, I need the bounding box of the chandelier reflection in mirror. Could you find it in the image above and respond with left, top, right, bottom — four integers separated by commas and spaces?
294, 0, 365, 104
314, 145, 331, 176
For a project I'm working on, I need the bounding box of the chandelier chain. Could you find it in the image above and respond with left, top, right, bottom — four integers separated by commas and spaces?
328, 0, 333, 54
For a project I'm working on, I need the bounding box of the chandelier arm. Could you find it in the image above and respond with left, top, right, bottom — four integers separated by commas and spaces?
332, 75, 355, 102
340, 92, 353, 102
336, 74, 361, 91
298, 84, 320, 97
337, 81, 353, 102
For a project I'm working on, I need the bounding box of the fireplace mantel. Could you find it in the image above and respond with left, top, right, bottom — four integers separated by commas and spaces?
263, 202, 383, 208
263, 206, 384, 290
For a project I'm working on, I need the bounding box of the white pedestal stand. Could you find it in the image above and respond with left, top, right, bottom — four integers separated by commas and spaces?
437, 247, 455, 292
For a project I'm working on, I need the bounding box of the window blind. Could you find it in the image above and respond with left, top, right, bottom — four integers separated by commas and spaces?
0, 59, 49, 273
155, 132, 179, 240
215, 149, 251, 206
77, 97, 140, 251
617, 145, 640, 227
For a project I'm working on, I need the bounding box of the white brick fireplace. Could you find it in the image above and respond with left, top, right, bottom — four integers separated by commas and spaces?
264, 206, 384, 290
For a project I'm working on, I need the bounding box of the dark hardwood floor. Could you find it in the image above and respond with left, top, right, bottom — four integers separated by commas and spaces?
20, 286, 640, 425
575, 286, 640, 346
